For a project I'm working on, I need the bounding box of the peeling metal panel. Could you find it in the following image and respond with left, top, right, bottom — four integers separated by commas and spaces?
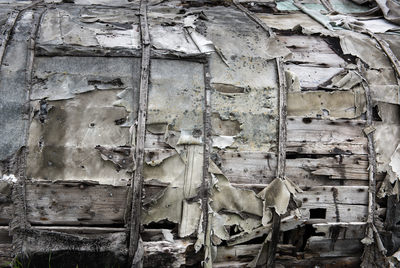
26, 57, 140, 185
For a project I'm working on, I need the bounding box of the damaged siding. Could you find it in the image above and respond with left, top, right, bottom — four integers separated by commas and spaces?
0, 0, 400, 267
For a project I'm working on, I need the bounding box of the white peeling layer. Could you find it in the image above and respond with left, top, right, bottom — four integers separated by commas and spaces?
212, 136, 235, 149
389, 144, 400, 183
1, 174, 17, 183
177, 130, 203, 145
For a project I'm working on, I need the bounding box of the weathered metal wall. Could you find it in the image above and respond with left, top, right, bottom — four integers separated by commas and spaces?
1, 0, 400, 267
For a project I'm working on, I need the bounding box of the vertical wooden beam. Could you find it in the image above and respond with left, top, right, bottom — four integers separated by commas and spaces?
129, 0, 150, 265
0, 0, 43, 70
357, 61, 376, 228
266, 57, 288, 268
276, 57, 287, 180
202, 58, 212, 266
0, 11, 19, 69
232, 0, 274, 37
10, 6, 45, 264
357, 60, 388, 266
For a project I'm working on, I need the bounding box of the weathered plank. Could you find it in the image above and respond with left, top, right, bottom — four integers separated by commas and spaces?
312, 222, 367, 240
0, 226, 12, 265
287, 90, 365, 119
217, 151, 276, 185
300, 203, 367, 223
286, 155, 369, 181
306, 237, 363, 257
285, 64, 344, 89
215, 244, 261, 263
297, 186, 368, 205
0, 244, 12, 266
277, 35, 346, 68
143, 240, 192, 268
287, 117, 367, 155
25, 182, 128, 226
216, 151, 369, 187
275, 256, 361, 267
0, 201, 13, 225
0, 226, 12, 244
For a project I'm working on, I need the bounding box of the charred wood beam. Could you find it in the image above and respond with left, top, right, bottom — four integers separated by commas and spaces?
128, 0, 150, 266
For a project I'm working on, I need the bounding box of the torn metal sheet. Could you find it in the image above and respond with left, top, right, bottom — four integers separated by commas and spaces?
212, 86, 278, 151
31, 57, 138, 101
293, 1, 333, 31
287, 88, 366, 119
328, 70, 362, 90
37, 7, 141, 49
27, 90, 131, 186
331, 16, 400, 34
377, 102, 400, 124
256, 13, 331, 35
147, 59, 204, 132
212, 136, 235, 149
142, 144, 203, 237
210, 173, 263, 233
285, 64, 344, 89
339, 31, 392, 69
389, 144, 400, 183
376, 0, 400, 25
373, 123, 400, 175
147, 9, 202, 54
330, 0, 372, 13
